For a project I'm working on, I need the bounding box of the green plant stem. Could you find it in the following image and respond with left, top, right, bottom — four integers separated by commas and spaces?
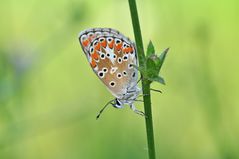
128, 0, 156, 159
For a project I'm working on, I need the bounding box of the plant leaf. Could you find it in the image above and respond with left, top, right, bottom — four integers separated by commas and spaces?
157, 47, 169, 71
146, 57, 159, 78
148, 76, 166, 85
146, 41, 155, 57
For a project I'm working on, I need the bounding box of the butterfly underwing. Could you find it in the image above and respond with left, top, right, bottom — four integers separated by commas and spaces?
78, 28, 144, 116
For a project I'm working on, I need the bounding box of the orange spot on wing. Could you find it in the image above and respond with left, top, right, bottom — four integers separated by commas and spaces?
90, 60, 97, 68
116, 43, 122, 51
123, 47, 133, 54
95, 43, 101, 51
91, 51, 99, 60
123, 47, 130, 53
100, 40, 107, 48
108, 39, 114, 49
82, 39, 89, 47
128, 47, 133, 53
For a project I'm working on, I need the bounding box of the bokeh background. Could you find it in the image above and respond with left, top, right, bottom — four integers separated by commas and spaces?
1, 0, 239, 158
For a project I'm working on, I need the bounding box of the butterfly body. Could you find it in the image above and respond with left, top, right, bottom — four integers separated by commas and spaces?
78, 28, 143, 116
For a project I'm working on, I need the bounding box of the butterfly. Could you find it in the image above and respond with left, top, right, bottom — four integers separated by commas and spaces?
78, 28, 144, 118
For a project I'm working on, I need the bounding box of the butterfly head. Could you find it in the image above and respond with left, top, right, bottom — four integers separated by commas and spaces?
112, 85, 141, 108
112, 98, 123, 108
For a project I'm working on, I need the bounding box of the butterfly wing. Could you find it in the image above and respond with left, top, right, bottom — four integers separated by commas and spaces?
79, 28, 138, 99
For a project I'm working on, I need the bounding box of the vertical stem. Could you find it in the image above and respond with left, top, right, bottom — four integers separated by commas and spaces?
128, 0, 156, 159
128, 0, 145, 64
142, 80, 156, 159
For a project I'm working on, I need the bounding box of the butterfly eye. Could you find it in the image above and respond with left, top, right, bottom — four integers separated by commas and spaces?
109, 81, 116, 87
116, 99, 121, 106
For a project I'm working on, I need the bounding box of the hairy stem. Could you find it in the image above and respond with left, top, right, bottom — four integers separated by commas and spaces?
128, 0, 156, 159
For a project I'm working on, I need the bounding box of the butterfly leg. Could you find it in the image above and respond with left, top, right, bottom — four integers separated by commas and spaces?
130, 104, 145, 117
134, 99, 144, 102
137, 94, 150, 98
150, 88, 162, 93
137, 75, 143, 84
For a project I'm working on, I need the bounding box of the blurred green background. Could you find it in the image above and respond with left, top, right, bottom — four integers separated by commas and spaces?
1, 0, 239, 158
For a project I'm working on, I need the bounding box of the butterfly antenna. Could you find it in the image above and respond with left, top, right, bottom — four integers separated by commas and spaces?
96, 99, 115, 120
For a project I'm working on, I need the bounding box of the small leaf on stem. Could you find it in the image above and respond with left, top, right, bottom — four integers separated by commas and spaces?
157, 47, 169, 70
148, 76, 165, 85
146, 41, 155, 57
